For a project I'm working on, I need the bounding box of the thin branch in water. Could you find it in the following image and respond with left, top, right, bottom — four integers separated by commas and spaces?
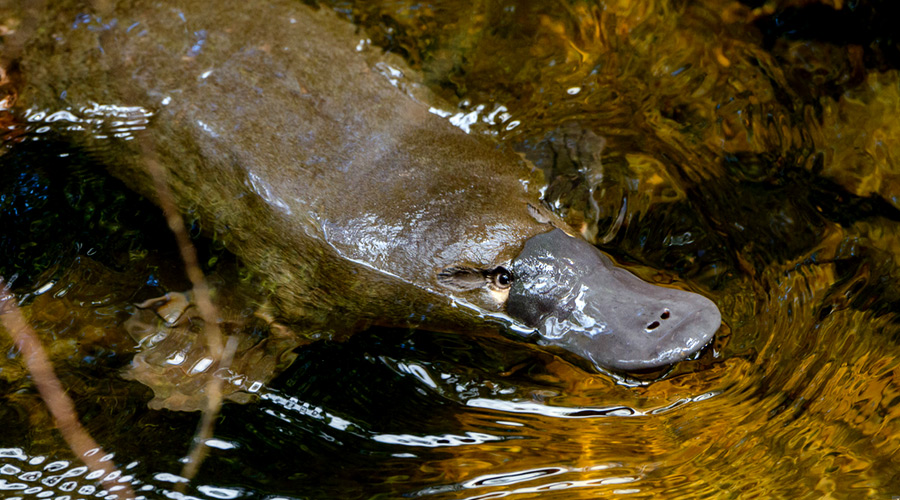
139, 150, 232, 490
0, 278, 137, 500
144, 154, 225, 360
177, 335, 239, 493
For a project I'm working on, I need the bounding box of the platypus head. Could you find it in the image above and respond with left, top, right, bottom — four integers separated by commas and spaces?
439, 228, 720, 372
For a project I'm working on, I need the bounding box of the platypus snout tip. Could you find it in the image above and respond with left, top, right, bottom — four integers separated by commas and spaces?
507, 229, 721, 372
600, 295, 721, 371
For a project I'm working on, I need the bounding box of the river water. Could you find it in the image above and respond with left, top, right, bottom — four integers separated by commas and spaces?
1, 0, 899, 498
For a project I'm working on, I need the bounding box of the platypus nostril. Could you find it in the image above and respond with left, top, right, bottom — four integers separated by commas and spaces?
646, 321, 661, 331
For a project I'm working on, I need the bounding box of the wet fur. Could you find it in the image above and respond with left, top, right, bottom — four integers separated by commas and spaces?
10, 0, 560, 339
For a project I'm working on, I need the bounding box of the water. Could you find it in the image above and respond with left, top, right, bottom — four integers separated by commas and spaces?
2, 0, 900, 498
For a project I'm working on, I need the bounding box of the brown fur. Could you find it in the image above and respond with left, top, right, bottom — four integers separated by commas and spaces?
12, 0, 557, 339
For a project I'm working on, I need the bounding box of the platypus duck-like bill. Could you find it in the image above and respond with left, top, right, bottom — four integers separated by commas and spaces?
443, 228, 720, 372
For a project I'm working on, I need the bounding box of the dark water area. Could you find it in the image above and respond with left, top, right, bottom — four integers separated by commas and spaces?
2, 0, 900, 499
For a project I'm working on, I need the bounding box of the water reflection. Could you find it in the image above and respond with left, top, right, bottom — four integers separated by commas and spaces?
0, 448, 140, 499
1, 249, 898, 498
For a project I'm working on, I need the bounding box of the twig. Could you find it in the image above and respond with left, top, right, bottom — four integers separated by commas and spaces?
140, 152, 232, 491
144, 154, 225, 360
178, 335, 239, 492
0, 278, 137, 500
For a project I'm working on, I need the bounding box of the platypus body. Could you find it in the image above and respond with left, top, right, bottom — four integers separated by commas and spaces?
6, 0, 720, 405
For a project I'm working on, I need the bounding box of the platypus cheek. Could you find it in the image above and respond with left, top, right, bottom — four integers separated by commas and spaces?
506, 229, 721, 372
437, 265, 511, 309
488, 288, 510, 306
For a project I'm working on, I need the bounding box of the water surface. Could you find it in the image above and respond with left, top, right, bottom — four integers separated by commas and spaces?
2, 0, 900, 498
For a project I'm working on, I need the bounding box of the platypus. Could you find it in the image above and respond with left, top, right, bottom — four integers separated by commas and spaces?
5, 0, 720, 406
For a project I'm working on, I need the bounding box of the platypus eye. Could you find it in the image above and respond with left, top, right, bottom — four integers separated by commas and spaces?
489, 267, 513, 289
437, 265, 513, 293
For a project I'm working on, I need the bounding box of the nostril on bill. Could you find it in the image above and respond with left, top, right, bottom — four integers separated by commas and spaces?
646, 309, 671, 331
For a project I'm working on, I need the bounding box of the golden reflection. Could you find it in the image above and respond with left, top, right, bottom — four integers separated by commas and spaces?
816, 71, 900, 209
